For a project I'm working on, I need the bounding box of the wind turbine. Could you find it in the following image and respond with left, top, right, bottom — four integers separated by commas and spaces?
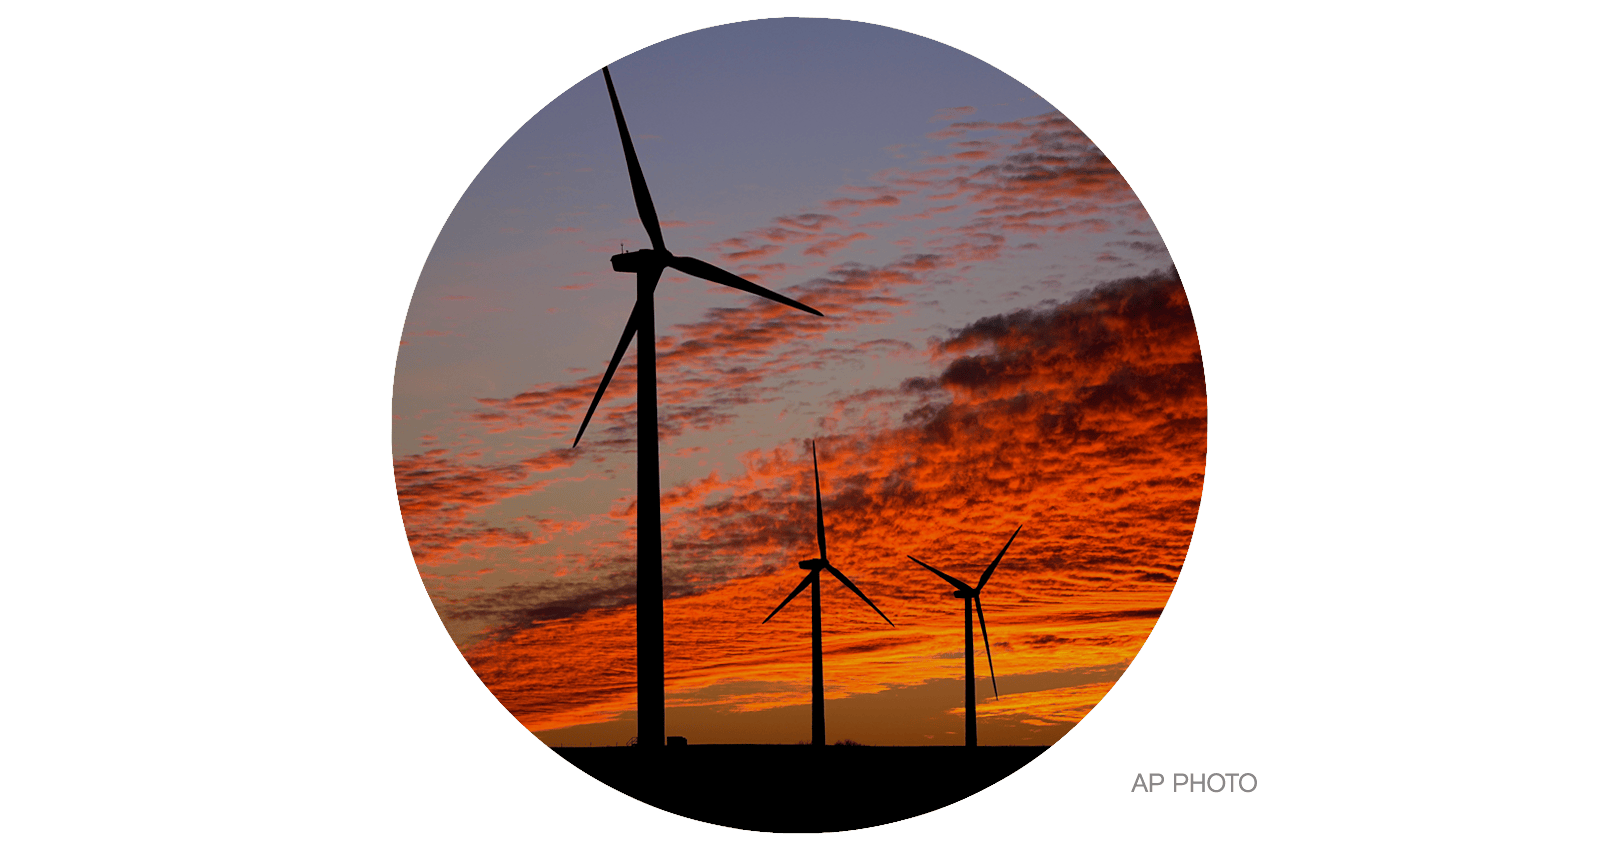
907, 525, 1022, 747
572, 67, 825, 749
762, 440, 894, 747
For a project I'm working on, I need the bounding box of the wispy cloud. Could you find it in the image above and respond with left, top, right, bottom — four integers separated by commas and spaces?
395, 447, 580, 565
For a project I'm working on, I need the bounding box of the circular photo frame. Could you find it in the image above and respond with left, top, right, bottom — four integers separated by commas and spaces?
393, 17, 1204, 832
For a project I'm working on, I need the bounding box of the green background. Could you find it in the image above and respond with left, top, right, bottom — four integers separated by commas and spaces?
9, 1, 1587, 845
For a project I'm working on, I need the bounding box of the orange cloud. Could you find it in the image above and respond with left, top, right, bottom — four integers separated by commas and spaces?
446, 268, 1203, 741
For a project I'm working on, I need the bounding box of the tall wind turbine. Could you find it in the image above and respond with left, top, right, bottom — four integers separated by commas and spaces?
763, 440, 894, 747
908, 525, 1022, 747
573, 67, 825, 748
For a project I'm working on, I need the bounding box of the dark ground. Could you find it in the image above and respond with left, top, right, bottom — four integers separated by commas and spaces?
550, 744, 1050, 832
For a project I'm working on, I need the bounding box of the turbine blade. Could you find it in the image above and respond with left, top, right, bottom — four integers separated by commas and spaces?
665, 255, 823, 317
812, 439, 827, 563
977, 525, 1023, 592
975, 596, 998, 700
908, 555, 970, 593
762, 572, 815, 624
573, 301, 640, 447
601, 67, 665, 252
824, 564, 893, 627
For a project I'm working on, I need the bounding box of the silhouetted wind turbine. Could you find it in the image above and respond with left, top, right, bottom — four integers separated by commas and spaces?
908, 525, 1022, 747
763, 440, 894, 747
570, 67, 824, 749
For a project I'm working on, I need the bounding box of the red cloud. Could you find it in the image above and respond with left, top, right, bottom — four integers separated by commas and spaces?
802, 231, 874, 257
447, 269, 1203, 736
825, 194, 901, 211
395, 447, 579, 565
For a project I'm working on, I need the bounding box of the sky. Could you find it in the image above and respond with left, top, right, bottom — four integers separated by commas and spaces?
393, 18, 1203, 747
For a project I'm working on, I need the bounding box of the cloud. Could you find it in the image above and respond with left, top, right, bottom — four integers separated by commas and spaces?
774, 213, 842, 231
394, 447, 580, 565
801, 231, 874, 257
710, 237, 784, 261
444, 268, 1203, 736
826, 193, 902, 211
933, 106, 976, 121
653, 266, 1203, 593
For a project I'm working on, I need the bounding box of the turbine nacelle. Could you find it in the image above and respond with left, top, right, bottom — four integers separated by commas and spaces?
799, 557, 827, 572
610, 248, 671, 274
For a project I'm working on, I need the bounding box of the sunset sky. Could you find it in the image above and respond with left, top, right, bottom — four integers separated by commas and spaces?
393, 19, 1203, 747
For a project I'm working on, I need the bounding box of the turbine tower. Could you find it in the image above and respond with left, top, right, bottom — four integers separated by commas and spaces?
763, 440, 894, 747
907, 525, 1022, 747
573, 67, 824, 748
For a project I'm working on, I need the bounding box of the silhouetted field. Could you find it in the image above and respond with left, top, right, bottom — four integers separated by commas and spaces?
550, 744, 1050, 832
